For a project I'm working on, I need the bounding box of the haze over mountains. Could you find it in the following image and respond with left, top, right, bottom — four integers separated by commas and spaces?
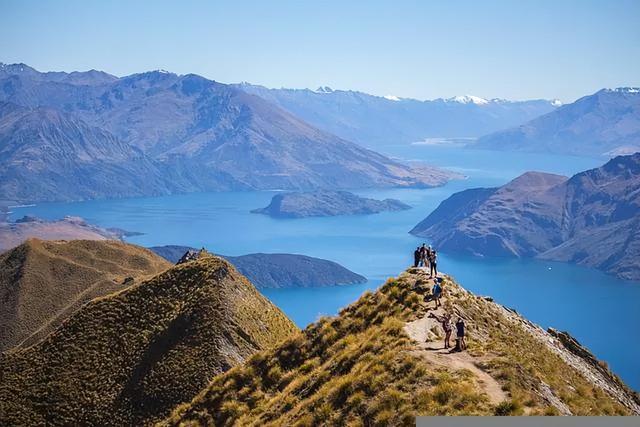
411, 153, 640, 280
475, 88, 640, 157
236, 83, 560, 147
0, 63, 457, 203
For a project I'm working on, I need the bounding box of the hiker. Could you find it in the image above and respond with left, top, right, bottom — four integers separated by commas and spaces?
413, 247, 421, 267
429, 312, 453, 349
419, 244, 428, 267
431, 279, 442, 308
429, 250, 438, 277
454, 317, 466, 352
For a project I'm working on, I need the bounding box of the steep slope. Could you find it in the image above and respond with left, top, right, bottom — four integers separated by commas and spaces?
475, 88, 640, 157
0, 102, 177, 202
163, 268, 638, 426
235, 83, 559, 147
0, 239, 170, 352
149, 245, 367, 288
251, 190, 411, 218
0, 64, 458, 202
0, 254, 297, 425
410, 153, 640, 280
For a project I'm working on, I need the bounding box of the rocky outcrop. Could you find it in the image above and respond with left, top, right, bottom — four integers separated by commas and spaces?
251, 190, 412, 218
150, 245, 367, 288
411, 153, 640, 280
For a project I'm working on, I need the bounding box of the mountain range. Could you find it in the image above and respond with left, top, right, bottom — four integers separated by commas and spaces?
410, 153, 640, 280
0, 63, 457, 203
236, 83, 560, 147
474, 88, 640, 157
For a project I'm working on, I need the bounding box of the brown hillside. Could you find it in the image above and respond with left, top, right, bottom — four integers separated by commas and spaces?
164, 268, 639, 426
0, 239, 171, 352
0, 254, 298, 426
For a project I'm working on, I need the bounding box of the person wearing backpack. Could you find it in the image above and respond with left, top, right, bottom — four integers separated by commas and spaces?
413, 246, 421, 267
454, 317, 466, 352
431, 280, 442, 308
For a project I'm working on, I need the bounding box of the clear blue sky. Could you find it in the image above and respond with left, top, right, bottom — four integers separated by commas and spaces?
1, 0, 638, 102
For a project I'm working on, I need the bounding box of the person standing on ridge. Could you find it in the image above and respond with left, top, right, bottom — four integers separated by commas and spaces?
431, 279, 442, 308
419, 243, 427, 268
413, 246, 421, 267
430, 250, 438, 277
429, 312, 453, 349
454, 317, 466, 352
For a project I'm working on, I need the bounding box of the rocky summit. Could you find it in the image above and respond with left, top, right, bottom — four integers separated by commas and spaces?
410, 153, 640, 280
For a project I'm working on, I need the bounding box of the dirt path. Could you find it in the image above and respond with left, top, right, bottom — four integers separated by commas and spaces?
403, 272, 508, 406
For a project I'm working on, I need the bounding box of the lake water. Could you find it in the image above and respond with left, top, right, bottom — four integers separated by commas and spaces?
10, 145, 640, 390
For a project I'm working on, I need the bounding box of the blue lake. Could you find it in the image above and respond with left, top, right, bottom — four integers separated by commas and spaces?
11, 145, 640, 390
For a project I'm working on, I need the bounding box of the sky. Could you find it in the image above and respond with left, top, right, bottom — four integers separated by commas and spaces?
0, 0, 638, 102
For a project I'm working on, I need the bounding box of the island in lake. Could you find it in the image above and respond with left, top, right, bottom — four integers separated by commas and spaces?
251, 190, 411, 218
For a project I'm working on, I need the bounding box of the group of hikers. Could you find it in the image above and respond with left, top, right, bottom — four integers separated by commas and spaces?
413, 243, 438, 277
411, 245, 466, 352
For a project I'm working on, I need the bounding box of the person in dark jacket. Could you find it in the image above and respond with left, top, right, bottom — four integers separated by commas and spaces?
429, 250, 438, 277
413, 247, 421, 267
454, 317, 466, 352
419, 243, 427, 267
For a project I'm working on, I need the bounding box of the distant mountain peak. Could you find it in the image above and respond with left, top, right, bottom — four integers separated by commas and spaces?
383, 94, 401, 101
609, 87, 640, 94
447, 95, 489, 105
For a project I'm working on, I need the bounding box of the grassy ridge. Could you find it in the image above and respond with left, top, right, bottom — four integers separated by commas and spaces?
163, 269, 633, 426
0, 239, 171, 351
0, 255, 298, 425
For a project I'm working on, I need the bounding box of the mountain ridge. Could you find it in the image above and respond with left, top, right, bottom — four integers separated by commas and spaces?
235, 82, 559, 147
0, 63, 458, 202
474, 87, 640, 157
162, 268, 639, 425
410, 153, 640, 280
0, 252, 298, 425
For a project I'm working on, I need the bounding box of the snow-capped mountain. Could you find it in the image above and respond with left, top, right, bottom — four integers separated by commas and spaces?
445, 95, 490, 105
235, 83, 560, 147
